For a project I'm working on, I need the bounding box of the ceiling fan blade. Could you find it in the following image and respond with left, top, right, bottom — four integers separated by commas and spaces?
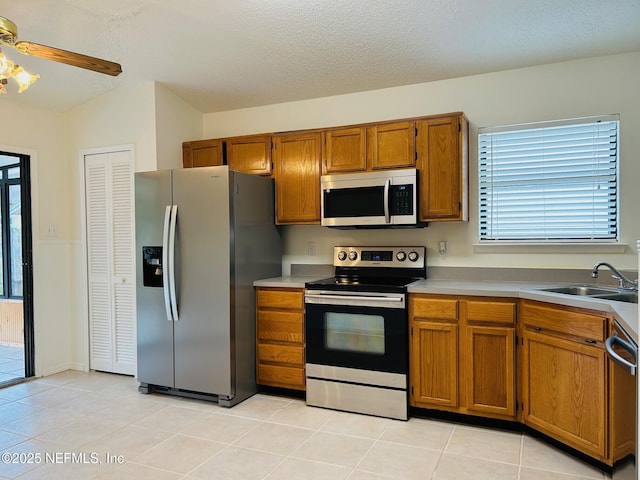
14, 41, 122, 76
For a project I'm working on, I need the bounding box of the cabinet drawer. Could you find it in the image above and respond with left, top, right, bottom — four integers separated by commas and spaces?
257, 310, 304, 343
256, 288, 304, 310
466, 300, 516, 325
410, 296, 458, 320
257, 364, 305, 390
521, 301, 607, 342
258, 344, 304, 366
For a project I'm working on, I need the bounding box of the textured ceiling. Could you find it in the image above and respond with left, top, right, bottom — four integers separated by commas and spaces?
1, 0, 640, 113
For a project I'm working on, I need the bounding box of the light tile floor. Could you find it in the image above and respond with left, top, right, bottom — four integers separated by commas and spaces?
0, 346, 24, 384
0, 370, 612, 479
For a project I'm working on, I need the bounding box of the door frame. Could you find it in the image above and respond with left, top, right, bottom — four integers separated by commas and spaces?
78, 144, 135, 372
0, 144, 38, 379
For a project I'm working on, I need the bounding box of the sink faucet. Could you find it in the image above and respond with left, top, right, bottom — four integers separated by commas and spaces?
591, 262, 638, 290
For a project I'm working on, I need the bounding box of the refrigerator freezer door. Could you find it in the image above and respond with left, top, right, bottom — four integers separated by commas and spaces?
172, 167, 233, 396
135, 170, 175, 388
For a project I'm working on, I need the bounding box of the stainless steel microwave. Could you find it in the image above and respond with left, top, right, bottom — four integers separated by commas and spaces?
320, 168, 421, 228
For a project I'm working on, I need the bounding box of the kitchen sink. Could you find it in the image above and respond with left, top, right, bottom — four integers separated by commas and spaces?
591, 292, 638, 304
536, 285, 638, 304
539, 285, 620, 296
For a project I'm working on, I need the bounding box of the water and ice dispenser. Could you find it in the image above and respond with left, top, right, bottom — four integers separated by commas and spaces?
142, 246, 163, 287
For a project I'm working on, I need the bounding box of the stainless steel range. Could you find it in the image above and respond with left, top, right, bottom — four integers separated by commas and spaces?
304, 246, 426, 420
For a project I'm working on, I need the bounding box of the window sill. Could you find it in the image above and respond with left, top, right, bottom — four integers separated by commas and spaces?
472, 242, 628, 254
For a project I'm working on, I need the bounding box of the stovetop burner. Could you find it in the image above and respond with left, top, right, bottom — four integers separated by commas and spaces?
305, 246, 426, 293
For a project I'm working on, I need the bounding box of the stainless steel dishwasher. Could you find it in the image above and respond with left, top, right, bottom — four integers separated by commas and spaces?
606, 320, 637, 479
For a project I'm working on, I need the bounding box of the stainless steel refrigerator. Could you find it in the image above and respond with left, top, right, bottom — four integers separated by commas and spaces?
135, 166, 281, 406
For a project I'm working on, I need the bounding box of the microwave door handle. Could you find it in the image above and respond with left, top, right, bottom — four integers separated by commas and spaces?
384, 178, 391, 223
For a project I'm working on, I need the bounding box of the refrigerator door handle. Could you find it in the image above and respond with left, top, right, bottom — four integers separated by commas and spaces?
162, 206, 173, 321
168, 204, 179, 321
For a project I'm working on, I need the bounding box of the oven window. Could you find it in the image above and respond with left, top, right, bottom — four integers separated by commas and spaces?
325, 312, 385, 354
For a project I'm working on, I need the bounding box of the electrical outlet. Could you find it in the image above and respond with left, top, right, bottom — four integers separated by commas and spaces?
48, 224, 58, 237
307, 241, 317, 256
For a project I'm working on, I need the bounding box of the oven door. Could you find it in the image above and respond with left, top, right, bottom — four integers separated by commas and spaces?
304, 290, 407, 375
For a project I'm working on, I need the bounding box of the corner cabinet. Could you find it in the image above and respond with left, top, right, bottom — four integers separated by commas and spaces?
272, 132, 322, 225
520, 300, 608, 462
409, 294, 516, 420
182, 139, 224, 168
416, 113, 468, 222
255, 287, 306, 391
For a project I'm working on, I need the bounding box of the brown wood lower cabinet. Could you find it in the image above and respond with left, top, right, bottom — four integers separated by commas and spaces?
520, 300, 609, 463
255, 287, 305, 390
409, 295, 517, 420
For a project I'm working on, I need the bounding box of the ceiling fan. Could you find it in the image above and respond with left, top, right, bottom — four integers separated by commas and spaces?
0, 15, 122, 77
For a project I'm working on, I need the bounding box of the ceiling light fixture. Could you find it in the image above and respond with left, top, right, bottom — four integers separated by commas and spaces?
0, 47, 39, 94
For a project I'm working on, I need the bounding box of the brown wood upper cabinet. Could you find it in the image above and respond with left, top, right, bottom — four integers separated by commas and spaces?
182, 111, 469, 225
323, 127, 367, 174
272, 132, 322, 225
226, 134, 272, 176
322, 122, 416, 175
182, 139, 224, 168
416, 113, 468, 222
367, 121, 416, 170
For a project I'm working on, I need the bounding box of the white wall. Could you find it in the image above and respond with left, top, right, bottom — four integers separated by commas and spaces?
154, 83, 202, 171
203, 52, 640, 274
0, 99, 74, 376
67, 81, 202, 371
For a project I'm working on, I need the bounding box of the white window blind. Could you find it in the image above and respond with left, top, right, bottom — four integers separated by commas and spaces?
478, 115, 619, 242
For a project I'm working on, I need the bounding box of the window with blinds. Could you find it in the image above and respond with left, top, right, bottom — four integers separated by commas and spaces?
478, 115, 619, 242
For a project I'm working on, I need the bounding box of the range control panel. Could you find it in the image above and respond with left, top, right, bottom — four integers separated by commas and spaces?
333, 246, 426, 268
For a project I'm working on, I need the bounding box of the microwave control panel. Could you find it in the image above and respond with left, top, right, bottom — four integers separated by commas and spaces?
389, 185, 413, 215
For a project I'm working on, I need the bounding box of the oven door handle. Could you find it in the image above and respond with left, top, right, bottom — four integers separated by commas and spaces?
305, 294, 403, 303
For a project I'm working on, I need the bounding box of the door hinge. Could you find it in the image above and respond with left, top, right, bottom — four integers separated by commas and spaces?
410, 326, 413, 336
458, 121, 461, 132
411, 386, 414, 395
515, 334, 518, 346
415, 126, 418, 136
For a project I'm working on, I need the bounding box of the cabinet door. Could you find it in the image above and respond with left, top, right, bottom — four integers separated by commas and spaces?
464, 325, 516, 417
366, 122, 416, 170
410, 321, 458, 408
522, 329, 606, 460
272, 132, 321, 224
416, 115, 468, 221
182, 139, 223, 168
323, 127, 366, 174
227, 135, 272, 176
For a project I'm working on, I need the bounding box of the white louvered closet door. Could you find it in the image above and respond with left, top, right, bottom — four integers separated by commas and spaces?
84, 150, 136, 375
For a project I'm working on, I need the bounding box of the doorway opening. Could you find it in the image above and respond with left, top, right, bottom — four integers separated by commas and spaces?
0, 152, 34, 384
